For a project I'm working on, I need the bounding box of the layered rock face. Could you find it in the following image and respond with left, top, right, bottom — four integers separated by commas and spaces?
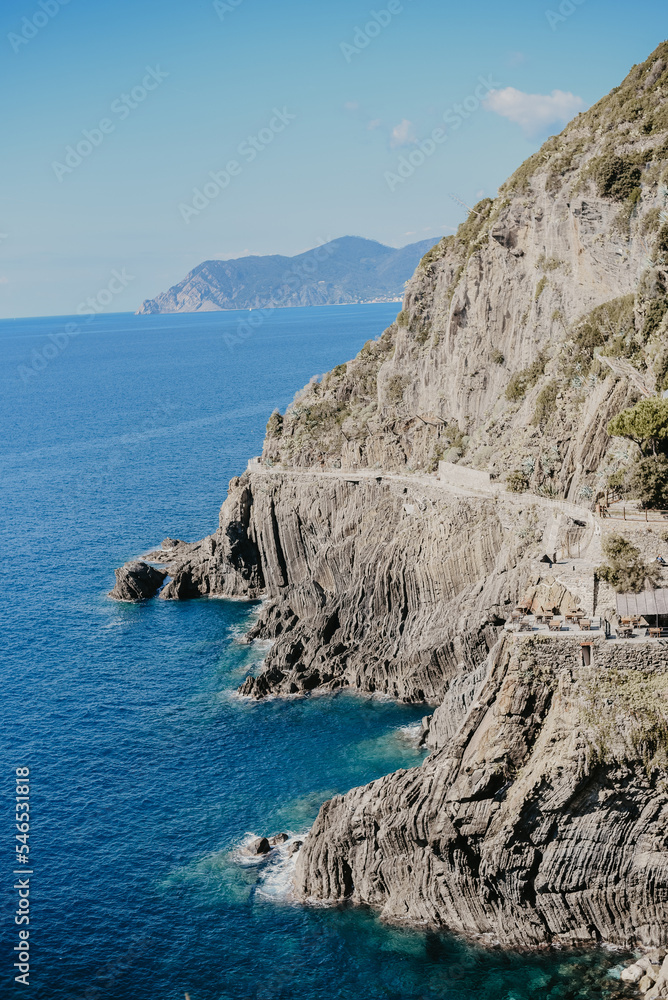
112, 43, 668, 951
263, 43, 668, 505
161, 469, 560, 702
296, 634, 668, 949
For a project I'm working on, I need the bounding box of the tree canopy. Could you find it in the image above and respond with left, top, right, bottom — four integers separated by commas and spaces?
607, 398, 668, 456
596, 533, 661, 594
628, 455, 668, 509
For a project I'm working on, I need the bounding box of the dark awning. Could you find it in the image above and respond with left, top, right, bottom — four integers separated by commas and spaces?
616, 589, 668, 617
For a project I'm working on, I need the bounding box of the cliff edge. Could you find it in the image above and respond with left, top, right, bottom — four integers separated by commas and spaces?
113, 42, 668, 953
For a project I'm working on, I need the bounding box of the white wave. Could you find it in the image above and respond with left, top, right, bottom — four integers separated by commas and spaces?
231, 831, 308, 901
606, 965, 626, 981
397, 722, 424, 743
256, 836, 304, 901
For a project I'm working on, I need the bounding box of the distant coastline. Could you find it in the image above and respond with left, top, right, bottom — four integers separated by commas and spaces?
136, 236, 437, 315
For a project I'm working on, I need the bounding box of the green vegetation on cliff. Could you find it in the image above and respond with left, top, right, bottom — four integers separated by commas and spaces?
582, 666, 668, 776
608, 398, 668, 456
596, 532, 661, 593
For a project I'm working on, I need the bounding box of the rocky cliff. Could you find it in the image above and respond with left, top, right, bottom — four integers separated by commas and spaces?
113, 42, 668, 954
263, 43, 668, 508
295, 633, 668, 950
157, 468, 551, 701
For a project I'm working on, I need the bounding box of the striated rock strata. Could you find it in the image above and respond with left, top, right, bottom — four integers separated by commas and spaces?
159, 468, 561, 702
296, 634, 668, 950
112, 42, 668, 952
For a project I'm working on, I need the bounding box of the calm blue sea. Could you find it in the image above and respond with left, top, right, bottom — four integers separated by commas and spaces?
1, 306, 630, 999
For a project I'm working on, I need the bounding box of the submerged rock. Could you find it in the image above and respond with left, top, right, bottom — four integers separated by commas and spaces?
108, 561, 167, 602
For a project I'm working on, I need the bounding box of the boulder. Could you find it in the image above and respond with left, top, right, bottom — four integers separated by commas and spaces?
621, 965, 645, 984
287, 841, 303, 858
645, 955, 668, 1000
638, 958, 660, 980
244, 837, 270, 856
108, 561, 167, 602
640, 976, 655, 994
162, 538, 186, 549
268, 833, 289, 846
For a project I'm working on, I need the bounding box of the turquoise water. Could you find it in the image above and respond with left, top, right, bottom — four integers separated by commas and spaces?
1, 306, 632, 998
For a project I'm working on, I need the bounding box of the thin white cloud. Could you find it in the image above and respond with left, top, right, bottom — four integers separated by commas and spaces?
344, 101, 359, 111
367, 118, 382, 131
484, 87, 586, 136
390, 119, 416, 148
507, 51, 527, 67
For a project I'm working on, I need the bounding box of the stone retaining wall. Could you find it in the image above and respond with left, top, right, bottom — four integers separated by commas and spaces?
512, 632, 668, 672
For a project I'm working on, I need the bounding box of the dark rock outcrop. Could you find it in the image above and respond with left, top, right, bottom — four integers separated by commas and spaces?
160, 479, 264, 600
243, 837, 271, 856
108, 561, 167, 602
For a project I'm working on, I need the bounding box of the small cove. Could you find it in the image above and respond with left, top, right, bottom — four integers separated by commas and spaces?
1, 306, 634, 999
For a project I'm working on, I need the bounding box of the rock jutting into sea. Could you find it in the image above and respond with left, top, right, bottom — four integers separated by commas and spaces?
111, 42, 668, 953
108, 560, 167, 602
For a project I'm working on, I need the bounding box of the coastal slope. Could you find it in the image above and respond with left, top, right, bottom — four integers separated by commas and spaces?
136, 236, 438, 314
115, 42, 668, 952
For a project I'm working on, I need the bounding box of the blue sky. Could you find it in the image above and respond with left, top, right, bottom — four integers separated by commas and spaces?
0, 0, 666, 317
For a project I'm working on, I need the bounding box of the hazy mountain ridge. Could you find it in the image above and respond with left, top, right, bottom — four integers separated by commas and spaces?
136, 236, 438, 314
